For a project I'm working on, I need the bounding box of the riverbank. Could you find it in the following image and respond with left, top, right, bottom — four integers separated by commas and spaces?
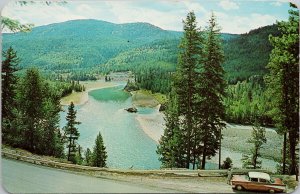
135, 106, 165, 143
60, 80, 116, 105
222, 123, 282, 162
130, 90, 167, 143
135, 111, 282, 170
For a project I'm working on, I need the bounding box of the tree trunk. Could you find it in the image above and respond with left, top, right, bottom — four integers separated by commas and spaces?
192, 153, 196, 170
29, 128, 34, 152
201, 141, 207, 169
192, 133, 197, 170
67, 137, 71, 161
289, 131, 297, 180
186, 97, 192, 169
219, 134, 221, 169
283, 132, 287, 174
186, 63, 194, 169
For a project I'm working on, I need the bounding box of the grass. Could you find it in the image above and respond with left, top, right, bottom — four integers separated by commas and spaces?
152, 93, 168, 104
137, 90, 168, 104
60, 91, 86, 105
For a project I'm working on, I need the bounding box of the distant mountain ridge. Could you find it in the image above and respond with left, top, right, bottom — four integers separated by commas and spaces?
2, 19, 279, 81
2, 19, 182, 70
223, 24, 280, 83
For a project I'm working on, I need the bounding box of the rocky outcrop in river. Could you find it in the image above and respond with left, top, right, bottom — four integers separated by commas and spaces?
125, 107, 138, 113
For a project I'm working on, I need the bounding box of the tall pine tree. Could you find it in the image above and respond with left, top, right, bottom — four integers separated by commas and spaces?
265, 3, 299, 177
174, 11, 204, 169
196, 13, 226, 169
64, 102, 81, 163
1, 47, 19, 144
158, 12, 226, 170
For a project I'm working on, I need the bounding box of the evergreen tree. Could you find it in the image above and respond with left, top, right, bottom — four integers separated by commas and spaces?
85, 148, 92, 166
92, 131, 107, 167
1, 16, 33, 32
1, 47, 19, 144
13, 68, 65, 156
39, 85, 64, 157
157, 90, 185, 168
174, 11, 204, 169
241, 124, 267, 169
265, 3, 299, 177
224, 79, 273, 126
64, 102, 81, 163
221, 157, 233, 169
54, 129, 65, 158
196, 13, 226, 169
17, 68, 44, 152
75, 144, 84, 165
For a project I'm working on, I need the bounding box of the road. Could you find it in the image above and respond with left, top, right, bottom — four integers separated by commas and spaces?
1, 158, 178, 193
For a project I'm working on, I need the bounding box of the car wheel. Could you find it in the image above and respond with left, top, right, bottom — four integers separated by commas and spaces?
236, 185, 243, 191
269, 189, 275, 193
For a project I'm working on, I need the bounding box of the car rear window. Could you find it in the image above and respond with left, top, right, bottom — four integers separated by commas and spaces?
260, 179, 267, 183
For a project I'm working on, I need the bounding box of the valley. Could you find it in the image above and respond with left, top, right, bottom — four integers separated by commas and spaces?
1, 2, 298, 193
59, 80, 281, 170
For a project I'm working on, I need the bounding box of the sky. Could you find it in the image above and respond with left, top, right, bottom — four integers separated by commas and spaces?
1, 0, 296, 34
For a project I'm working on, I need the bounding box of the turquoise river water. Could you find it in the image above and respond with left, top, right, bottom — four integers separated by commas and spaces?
60, 84, 277, 170
60, 84, 161, 169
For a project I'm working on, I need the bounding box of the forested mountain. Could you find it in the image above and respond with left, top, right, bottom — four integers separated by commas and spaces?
2, 19, 181, 71
2, 19, 279, 82
223, 24, 280, 83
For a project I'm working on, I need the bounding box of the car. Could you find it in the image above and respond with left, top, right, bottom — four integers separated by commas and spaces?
230, 171, 286, 193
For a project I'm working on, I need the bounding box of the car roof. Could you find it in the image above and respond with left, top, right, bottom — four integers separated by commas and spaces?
248, 172, 271, 181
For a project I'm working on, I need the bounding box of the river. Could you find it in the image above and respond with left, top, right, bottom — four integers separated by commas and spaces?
60, 84, 161, 169
59, 83, 278, 171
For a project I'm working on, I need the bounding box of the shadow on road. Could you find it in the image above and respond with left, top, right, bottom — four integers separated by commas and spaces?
232, 188, 273, 193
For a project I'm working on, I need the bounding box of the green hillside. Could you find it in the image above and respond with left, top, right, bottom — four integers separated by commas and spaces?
223, 24, 280, 83
2, 19, 181, 71
2, 20, 279, 82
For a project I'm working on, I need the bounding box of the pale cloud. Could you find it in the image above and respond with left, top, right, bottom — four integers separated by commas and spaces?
215, 12, 277, 34
270, 0, 289, 7
219, 0, 239, 10
1, 1, 285, 34
271, 1, 282, 7
182, 1, 207, 13
2, 2, 87, 26
2, 1, 186, 31
102, 1, 181, 30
